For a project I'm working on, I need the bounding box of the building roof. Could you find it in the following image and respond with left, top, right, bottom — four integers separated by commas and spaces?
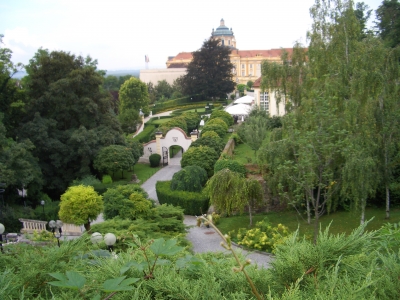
234, 48, 293, 58
167, 63, 188, 68
253, 77, 262, 88
168, 52, 193, 61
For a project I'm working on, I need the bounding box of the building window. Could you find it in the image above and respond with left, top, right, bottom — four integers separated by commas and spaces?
228, 40, 231, 45
242, 64, 245, 69
222, 40, 225, 46
241, 70, 245, 76
260, 92, 269, 112
250, 64, 253, 69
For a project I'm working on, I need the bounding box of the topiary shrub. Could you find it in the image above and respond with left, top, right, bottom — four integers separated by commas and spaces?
214, 159, 247, 177
156, 181, 210, 215
181, 111, 201, 132
181, 145, 219, 177
164, 116, 188, 133
170, 166, 208, 192
209, 110, 234, 126
102, 175, 112, 184
230, 132, 243, 144
190, 136, 225, 154
201, 131, 220, 139
149, 153, 161, 167
206, 118, 228, 132
201, 123, 227, 138
102, 184, 149, 220
118, 192, 153, 220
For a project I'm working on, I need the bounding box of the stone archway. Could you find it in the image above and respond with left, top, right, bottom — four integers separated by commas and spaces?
140, 128, 198, 164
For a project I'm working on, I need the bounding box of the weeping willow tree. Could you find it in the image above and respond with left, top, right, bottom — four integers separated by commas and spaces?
206, 169, 263, 225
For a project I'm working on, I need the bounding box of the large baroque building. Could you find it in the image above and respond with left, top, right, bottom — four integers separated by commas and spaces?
166, 19, 292, 86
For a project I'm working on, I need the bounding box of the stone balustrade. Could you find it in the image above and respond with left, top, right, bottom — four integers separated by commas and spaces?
19, 218, 82, 236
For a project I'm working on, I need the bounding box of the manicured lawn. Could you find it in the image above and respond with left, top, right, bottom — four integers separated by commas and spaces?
151, 118, 171, 125
217, 207, 400, 238
112, 163, 162, 184
232, 142, 257, 164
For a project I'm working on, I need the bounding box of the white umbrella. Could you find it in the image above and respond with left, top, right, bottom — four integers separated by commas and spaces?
224, 103, 252, 115
234, 95, 254, 104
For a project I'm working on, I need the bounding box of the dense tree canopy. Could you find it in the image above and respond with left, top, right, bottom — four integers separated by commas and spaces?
119, 77, 150, 115
19, 50, 124, 197
376, 0, 400, 47
180, 38, 235, 99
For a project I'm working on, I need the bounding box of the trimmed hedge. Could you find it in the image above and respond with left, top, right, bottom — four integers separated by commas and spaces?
156, 181, 210, 215
149, 153, 161, 167
132, 124, 156, 143
214, 159, 247, 177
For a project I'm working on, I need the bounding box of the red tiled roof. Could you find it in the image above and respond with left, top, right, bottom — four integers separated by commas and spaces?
167, 63, 188, 68
234, 48, 294, 58
169, 52, 193, 60
252, 77, 262, 88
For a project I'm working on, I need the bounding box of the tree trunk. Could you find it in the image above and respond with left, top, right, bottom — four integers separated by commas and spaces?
248, 205, 253, 226
84, 222, 91, 232
306, 195, 311, 225
385, 184, 390, 219
313, 204, 319, 245
360, 198, 365, 225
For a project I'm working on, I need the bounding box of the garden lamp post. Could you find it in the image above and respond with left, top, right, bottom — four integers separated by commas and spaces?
90, 232, 103, 244
104, 233, 116, 252
0, 223, 5, 253
49, 220, 63, 247
40, 200, 45, 215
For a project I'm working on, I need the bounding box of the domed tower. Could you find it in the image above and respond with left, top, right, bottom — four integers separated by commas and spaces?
211, 18, 236, 48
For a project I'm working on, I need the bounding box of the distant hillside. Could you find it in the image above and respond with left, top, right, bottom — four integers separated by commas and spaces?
106, 70, 140, 77
12, 69, 140, 79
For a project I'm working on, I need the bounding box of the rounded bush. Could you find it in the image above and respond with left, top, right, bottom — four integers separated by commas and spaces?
191, 136, 225, 154
170, 166, 208, 192
103, 185, 149, 220
201, 124, 226, 138
214, 159, 247, 177
207, 118, 228, 131
149, 153, 161, 167
201, 131, 220, 139
210, 110, 234, 126
181, 145, 219, 177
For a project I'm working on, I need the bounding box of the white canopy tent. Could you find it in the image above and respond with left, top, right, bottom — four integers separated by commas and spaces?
234, 95, 254, 104
224, 103, 252, 115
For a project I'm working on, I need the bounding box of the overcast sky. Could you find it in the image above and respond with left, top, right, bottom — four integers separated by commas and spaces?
1, 0, 384, 72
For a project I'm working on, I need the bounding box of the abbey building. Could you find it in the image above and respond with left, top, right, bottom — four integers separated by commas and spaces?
166, 19, 292, 85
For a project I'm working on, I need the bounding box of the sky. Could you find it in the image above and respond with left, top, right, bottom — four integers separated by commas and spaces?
1, 0, 384, 72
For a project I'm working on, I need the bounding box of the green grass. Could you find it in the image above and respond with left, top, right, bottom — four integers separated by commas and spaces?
151, 118, 171, 125
217, 207, 400, 238
112, 163, 162, 184
232, 142, 257, 164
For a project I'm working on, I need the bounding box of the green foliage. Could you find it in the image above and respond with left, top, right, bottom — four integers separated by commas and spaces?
59, 185, 103, 227
156, 181, 210, 215
181, 111, 201, 132
162, 116, 188, 133
0, 205, 35, 232
94, 145, 135, 177
102, 175, 112, 184
209, 110, 234, 126
190, 135, 225, 154
237, 84, 246, 93
20, 50, 124, 197
200, 130, 219, 139
376, 0, 400, 48
206, 169, 263, 218
149, 153, 161, 167
132, 124, 156, 143
201, 123, 227, 138
230, 132, 242, 144
102, 184, 149, 220
181, 145, 219, 177
246, 80, 254, 89
72, 175, 101, 186
170, 165, 208, 192
235, 219, 290, 252
119, 77, 150, 115
206, 117, 228, 131
30, 230, 56, 242
180, 38, 235, 99
214, 159, 247, 177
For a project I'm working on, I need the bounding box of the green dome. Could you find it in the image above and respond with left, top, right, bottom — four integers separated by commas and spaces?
212, 18, 234, 36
